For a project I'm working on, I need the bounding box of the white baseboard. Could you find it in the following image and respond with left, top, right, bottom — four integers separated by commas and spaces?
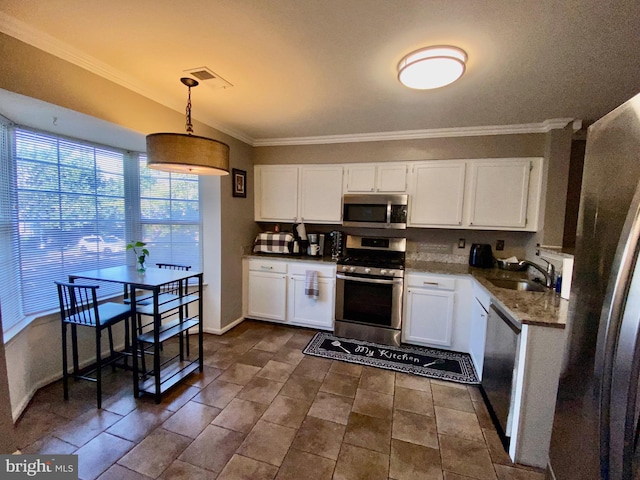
547, 462, 556, 480
204, 316, 245, 335
12, 374, 58, 423
11, 342, 128, 422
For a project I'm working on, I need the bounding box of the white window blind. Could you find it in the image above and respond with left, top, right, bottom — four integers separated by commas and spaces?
15, 130, 127, 319
138, 155, 201, 270
0, 117, 21, 337
0, 127, 202, 337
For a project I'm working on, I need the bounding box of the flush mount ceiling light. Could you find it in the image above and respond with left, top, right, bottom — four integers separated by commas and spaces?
397, 46, 467, 90
146, 77, 229, 175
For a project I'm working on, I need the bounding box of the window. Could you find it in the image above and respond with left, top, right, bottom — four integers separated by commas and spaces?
0, 124, 201, 337
138, 156, 201, 270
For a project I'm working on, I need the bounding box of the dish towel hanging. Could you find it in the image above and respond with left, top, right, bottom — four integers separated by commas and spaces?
305, 270, 319, 299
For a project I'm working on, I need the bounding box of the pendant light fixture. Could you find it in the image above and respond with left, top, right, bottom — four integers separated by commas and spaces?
398, 46, 467, 90
146, 77, 229, 175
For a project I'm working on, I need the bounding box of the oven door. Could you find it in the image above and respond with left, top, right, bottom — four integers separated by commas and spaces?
335, 273, 403, 329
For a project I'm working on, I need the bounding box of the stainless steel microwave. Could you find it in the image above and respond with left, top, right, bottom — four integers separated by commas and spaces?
342, 194, 408, 229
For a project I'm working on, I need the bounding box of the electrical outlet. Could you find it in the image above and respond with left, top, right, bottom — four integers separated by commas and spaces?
496, 240, 505, 251
458, 238, 466, 248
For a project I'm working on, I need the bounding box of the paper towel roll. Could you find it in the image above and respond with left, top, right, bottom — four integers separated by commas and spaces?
296, 222, 307, 240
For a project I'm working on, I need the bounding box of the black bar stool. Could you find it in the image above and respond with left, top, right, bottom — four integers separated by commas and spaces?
55, 281, 131, 409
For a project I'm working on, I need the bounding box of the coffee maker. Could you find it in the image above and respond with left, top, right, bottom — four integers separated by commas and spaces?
329, 230, 344, 260
307, 233, 321, 257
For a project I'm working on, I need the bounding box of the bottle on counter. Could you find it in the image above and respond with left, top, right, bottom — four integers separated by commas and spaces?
555, 275, 562, 294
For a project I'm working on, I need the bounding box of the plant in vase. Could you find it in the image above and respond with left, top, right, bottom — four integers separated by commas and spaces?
127, 241, 149, 273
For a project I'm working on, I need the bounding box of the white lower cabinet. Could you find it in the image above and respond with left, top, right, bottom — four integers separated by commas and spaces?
403, 273, 456, 347
287, 263, 335, 330
247, 259, 288, 322
470, 283, 491, 378
244, 258, 336, 330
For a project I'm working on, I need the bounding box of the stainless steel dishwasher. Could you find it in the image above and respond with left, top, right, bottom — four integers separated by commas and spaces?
482, 302, 521, 444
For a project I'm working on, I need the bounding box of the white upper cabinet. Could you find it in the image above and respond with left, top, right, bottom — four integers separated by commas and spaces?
345, 165, 376, 192
254, 164, 343, 223
255, 158, 542, 231
344, 163, 408, 193
299, 165, 343, 223
465, 158, 539, 230
255, 165, 299, 222
408, 157, 542, 231
408, 161, 466, 227
377, 164, 408, 192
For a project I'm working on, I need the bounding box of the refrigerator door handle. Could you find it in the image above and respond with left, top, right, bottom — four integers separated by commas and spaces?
595, 179, 640, 479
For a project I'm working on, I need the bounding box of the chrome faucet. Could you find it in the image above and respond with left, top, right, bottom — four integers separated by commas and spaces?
518, 259, 555, 288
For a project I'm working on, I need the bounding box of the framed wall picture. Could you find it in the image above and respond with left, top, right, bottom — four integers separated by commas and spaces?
232, 168, 247, 197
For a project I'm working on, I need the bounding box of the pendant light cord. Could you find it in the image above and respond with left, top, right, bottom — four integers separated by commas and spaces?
185, 85, 194, 135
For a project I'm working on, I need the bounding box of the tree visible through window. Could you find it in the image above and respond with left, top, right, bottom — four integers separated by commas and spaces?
0, 126, 201, 337
138, 156, 201, 271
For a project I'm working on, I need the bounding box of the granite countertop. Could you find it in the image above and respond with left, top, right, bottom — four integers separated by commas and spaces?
406, 260, 568, 329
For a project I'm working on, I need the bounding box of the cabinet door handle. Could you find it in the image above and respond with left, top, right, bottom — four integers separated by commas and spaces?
423, 281, 439, 286
260, 266, 273, 270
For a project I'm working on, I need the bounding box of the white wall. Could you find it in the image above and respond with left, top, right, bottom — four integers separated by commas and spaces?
201, 176, 223, 333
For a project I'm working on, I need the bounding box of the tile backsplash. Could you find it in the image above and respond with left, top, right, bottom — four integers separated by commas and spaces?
406, 228, 536, 265
406, 242, 468, 264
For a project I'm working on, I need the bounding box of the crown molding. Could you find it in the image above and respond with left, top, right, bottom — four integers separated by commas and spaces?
0, 13, 253, 145
1, 13, 576, 149
253, 118, 576, 147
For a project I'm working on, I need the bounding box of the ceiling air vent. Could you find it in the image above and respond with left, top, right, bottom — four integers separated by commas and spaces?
183, 66, 233, 90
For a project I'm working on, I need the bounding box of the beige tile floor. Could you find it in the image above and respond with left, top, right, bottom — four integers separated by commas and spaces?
16, 320, 547, 480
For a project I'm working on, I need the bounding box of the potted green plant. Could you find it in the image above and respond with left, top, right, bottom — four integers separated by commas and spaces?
127, 241, 149, 273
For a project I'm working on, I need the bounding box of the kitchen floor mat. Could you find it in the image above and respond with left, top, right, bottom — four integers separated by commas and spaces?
303, 332, 479, 385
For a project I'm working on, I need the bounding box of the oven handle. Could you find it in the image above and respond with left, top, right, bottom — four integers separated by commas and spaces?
336, 273, 402, 285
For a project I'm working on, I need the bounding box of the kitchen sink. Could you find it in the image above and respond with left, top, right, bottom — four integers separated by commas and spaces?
487, 278, 547, 292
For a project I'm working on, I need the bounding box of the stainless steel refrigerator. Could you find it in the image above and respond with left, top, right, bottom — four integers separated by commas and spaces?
549, 92, 640, 479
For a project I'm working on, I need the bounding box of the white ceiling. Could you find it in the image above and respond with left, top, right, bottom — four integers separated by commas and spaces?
1, 1, 639, 146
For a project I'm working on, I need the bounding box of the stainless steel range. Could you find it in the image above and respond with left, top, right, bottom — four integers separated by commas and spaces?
334, 235, 406, 346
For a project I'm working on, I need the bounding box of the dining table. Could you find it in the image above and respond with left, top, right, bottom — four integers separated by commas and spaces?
68, 265, 204, 403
